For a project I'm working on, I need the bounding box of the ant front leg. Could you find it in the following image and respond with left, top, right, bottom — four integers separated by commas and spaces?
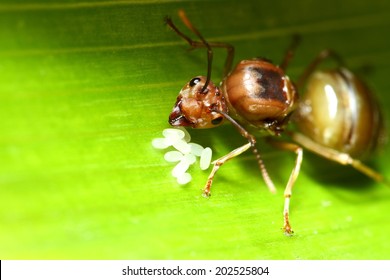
205, 110, 276, 197
203, 142, 251, 197
267, 138, 303, 236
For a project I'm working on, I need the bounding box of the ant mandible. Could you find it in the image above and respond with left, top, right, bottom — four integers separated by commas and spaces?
164, 10, 388, 235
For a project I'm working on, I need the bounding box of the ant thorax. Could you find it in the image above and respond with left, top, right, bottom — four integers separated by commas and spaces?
221, 59, 298, 136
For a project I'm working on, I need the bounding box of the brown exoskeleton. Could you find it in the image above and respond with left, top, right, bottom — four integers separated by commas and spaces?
165, 10, 388, 235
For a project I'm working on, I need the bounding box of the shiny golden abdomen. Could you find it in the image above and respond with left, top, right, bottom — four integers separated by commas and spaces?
296, 69, 383, 159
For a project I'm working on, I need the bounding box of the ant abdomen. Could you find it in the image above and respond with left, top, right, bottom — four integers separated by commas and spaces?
295, 68, 384, 160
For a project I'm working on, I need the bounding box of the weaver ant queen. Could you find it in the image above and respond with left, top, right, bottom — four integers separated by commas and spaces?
165, 10, 387, 235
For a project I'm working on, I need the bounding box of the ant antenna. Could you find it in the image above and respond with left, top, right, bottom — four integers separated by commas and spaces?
166, 10, 213, 93
177, 10, 213, 92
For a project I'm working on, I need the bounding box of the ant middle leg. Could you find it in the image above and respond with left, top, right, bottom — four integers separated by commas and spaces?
266, 137, 303, 235
296, 49, 344, 88
279, 34, 301, 71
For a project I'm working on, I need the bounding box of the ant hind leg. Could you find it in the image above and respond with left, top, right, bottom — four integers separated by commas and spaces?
290, 132, 389, 186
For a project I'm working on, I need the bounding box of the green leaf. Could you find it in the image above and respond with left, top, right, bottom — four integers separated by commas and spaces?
1, 0, 389, 259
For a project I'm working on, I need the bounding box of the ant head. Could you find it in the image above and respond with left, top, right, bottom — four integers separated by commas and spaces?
169, 76, 227, 129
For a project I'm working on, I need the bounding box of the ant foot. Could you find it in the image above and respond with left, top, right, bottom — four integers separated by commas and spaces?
283, 224, 294, 236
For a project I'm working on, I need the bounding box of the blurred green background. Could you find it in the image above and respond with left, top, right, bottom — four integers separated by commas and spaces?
0, 0, 389, 259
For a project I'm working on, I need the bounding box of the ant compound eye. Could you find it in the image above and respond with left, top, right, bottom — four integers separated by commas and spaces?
211, 116, 223, 125
189, 77, 201, 87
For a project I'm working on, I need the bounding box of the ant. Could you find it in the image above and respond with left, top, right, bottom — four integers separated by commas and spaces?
164, 10, 388, 235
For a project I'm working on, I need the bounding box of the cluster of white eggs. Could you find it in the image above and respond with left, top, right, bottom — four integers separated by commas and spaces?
152, 128, 212, 184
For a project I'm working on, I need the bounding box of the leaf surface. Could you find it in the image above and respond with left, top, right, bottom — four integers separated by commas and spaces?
0, 0, 390, 259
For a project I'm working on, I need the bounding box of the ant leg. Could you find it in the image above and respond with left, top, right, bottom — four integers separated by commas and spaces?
296, 49, 344, 88
290, 132, 389, 186
210, 109, 277, 194
267, 138, 303, 236
165, 10, 234, 83
203, 142, 251, 197
279, 34, 301, 71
